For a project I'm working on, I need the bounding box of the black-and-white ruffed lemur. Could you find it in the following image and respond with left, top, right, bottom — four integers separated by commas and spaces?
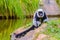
11, 9, 48, 39
32, 9, 48, 28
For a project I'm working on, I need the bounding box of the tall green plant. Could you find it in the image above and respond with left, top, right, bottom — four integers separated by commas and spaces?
0, 0, 39, 18
20, 0, 39, 15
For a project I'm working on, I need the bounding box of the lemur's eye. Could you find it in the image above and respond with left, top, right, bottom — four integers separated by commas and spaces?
38, 11, 43, 16
38, 11, 42, 13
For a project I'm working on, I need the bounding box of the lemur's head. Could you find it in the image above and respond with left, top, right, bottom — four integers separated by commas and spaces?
37, 9, 44, 18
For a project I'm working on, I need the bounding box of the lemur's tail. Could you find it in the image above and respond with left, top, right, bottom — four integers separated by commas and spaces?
15, 25, 36, 38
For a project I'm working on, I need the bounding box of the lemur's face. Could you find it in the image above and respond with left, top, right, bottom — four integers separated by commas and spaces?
38, 11, 43, 16
37, 11, 44, 18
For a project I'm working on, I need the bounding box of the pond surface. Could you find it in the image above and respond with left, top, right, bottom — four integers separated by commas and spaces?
48, 17, 60, 21
0, 19, 32, 40
0, 17, 60, 40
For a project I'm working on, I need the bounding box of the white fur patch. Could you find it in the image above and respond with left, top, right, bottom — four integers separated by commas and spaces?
33, 18, 41, 27
37, 12, 44, 18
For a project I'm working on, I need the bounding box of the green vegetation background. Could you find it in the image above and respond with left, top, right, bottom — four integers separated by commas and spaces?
0, 0, 60, 40
0, 0, 39, 40
0, 0, 39, 18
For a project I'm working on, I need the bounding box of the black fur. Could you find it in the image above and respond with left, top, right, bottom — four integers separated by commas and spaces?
15, 25, 36, 38
15, 12, 47, 38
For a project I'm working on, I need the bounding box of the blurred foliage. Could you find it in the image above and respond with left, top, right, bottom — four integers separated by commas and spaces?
56, 0, 60, 6
39, 0, 43, 6
43, 19, 60, 40
0, 0, 39, 18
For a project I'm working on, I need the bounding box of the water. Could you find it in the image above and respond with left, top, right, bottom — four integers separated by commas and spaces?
0, 19, 32, 40
48, 17, 60, 21
0, 17, 60, 40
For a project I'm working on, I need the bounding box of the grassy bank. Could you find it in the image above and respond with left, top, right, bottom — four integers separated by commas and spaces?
0, 0, 39, 18
43, 19, 60, 40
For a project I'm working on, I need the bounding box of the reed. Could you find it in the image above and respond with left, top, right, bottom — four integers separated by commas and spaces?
0, 0, 39, 18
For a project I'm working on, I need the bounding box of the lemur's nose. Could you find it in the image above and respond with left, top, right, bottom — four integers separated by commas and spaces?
40, 14, 43, 16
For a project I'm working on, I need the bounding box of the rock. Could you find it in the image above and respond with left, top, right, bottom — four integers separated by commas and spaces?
36, 34, 49, 40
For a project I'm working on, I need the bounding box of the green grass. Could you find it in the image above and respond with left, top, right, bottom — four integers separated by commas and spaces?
0, 0, 39, 18
43, 19, 60, 40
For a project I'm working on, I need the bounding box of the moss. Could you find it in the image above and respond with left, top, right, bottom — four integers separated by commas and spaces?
43, 19, 60, 40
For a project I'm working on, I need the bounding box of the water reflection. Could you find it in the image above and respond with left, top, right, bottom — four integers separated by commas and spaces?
0, 19, 32, 40
0, 17, 60, 40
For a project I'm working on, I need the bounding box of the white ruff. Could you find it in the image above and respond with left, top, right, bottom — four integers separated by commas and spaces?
37, 12, 44, 18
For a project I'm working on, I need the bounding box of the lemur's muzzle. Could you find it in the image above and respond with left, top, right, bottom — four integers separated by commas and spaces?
38, 11, 43, 16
